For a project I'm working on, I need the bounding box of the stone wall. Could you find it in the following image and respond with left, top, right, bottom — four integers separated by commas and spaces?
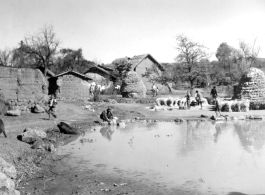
233, 68, 265, 101
0, 67, 48, 112
57, 74, 91, 100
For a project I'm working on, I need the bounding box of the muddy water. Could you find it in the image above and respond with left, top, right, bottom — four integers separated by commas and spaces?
58, 121, 265, 195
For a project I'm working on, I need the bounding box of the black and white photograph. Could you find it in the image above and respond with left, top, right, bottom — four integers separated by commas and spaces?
1, 0, 265, 194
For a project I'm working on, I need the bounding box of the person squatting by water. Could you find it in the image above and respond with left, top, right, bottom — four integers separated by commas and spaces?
195, 90, 203, 109
210, 86, 218, 99
47, 94, 57, 119
185, 91, 191, 110
100, 107, 114, 124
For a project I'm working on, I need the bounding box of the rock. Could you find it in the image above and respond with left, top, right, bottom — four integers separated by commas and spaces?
18, 128, 47, 144
57, 122, 80, 134
106, 99, 118, 104
201, 114, 209, 118
174, 118, 184, 122
19, 136, 38, 144
0, 158, 16, 179
0, 172, 15, 191
210, 115, 216, 120
46, 144, 55, 152
0, 187, 20, 195
117, 122, 126, 128
23, 128, 47, 139
33, 104, 45, 113
120, 71, 146, 98
31, 140, 45, 149
5, 110, 21, 117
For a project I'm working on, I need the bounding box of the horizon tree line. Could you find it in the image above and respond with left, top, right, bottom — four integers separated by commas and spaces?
0, 25, 264, 93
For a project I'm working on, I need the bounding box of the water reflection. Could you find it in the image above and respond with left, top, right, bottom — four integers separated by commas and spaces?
59, 121, 265, 194
234, 121, 265, 152
100, 126, 115, 141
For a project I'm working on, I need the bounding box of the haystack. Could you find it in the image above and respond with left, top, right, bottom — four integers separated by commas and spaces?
120, 71, 146, 98
233, 68, 265, 101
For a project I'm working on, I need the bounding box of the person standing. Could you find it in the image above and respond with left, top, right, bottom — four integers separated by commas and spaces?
151, 84, 157, 97
210, 86, 218, 99
186, 91, 191, 110
215, 96, 222, 117
195, 90, 203, 109
47, 94, 57, 119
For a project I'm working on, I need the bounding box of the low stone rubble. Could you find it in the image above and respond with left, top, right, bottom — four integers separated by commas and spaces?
0, 158, 20, 195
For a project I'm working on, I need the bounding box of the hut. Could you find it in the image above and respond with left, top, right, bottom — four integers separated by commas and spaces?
112, 54, 164, 89
84, 65, 117, 84
50, 70, 92, 100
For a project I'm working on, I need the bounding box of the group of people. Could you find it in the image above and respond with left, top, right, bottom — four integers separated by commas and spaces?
185, 90, 203, 110
185, 86, 221, 116
89, 82, 107, 96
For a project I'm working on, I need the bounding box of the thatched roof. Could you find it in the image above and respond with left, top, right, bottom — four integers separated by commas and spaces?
112, 54, 164, 71
83, 65, 117, 80
53, 70, 92, 80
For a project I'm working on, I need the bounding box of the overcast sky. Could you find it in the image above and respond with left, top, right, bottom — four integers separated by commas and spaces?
1, 0, 265, 63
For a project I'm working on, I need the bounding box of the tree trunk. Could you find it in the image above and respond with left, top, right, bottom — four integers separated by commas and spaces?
44, 67, 47, 77
164, 82, 172, 93
190, 80, 195, 96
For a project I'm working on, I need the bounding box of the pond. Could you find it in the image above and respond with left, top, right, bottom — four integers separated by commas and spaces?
58, 121, 265, 195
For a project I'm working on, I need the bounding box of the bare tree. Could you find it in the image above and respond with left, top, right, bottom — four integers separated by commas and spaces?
175, 34, 209, 95
0, 48, 13, 66
21, 25, 59, 76
233, 38, 260, 74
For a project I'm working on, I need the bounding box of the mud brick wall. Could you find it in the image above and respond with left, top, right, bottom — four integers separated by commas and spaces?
233, 68, 265, 101
0, 67, 48, 108
57, 74, 91, 100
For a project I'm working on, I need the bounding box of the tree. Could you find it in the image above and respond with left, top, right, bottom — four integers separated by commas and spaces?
232, 38, 260, 75
216, 43, 232, 72
174, 34, 209, 95
51, 48, 95, 74
142, 64, 172, 92
19, 25, 59, 76
112, 58, 133, 80
0, 48, 13, 66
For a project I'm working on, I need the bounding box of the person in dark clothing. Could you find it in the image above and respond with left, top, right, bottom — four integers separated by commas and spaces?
186, 91, 191, 110
210, 86, 218, 99
47, 94, 57, 119
100, 108, 114, 123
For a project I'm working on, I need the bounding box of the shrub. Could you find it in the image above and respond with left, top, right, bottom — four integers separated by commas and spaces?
248, 102, 265, 110
221, 103, 230, 112
240, 103, 247, 112
231, 103, 240, 112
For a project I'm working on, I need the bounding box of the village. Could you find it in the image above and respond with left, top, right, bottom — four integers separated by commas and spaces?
1, 0, 265, 195
1, 49, 265, 194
